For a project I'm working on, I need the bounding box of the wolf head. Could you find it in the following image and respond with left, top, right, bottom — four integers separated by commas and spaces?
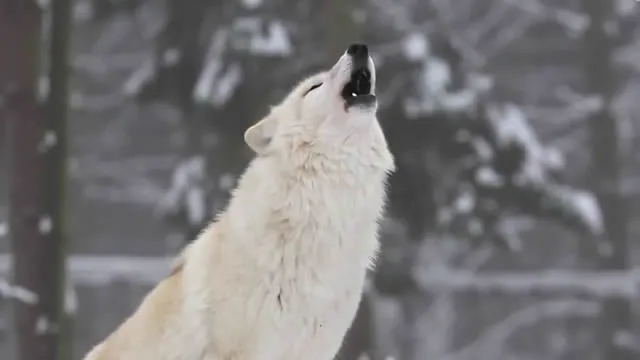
243, 44, 393, 172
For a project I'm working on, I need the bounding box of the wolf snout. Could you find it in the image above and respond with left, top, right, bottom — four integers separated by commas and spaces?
340, 44, 375, 108
347, 43, 368, 58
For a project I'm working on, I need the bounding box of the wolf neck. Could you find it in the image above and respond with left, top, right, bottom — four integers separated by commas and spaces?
223, 142, 392, 272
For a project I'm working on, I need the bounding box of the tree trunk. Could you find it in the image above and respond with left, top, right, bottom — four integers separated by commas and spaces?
580, 0, 634, 359
161, 0, 208, 156
1, 0, 72, 358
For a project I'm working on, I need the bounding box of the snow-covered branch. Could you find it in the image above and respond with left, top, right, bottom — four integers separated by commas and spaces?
81, 183, 166, 206
123, 57, 156, 96
0, 255, 637, 298
157, 155, 208, 226
0, 255, 171, 286
0, 278, 38, 304
524, 90, 604, 128
414, 268, 640, 297
0, 277, 78, 314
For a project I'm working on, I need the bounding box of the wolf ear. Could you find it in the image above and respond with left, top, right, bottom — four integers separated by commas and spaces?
244, 115, 276, 154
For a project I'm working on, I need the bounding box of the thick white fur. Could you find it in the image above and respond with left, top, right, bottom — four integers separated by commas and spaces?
84, 50, 395, 360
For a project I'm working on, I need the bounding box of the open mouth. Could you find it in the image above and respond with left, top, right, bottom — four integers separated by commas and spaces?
341, 67, 376, 107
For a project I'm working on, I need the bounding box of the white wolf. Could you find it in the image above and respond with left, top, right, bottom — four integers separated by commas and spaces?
84, 43, 395, 360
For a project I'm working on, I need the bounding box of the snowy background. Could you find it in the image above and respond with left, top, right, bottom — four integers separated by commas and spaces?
1, 0, 640, 359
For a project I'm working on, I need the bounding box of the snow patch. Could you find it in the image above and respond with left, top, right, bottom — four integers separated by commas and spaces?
38, 76, 50, 101
38, 131, 58, 153
422, 58, 451, 101
39, 215, 53, 234
404, 57, 455, 117
556, 11, 590, 37
454, 192, 475, 213
35, 315, 58, 335
613, 329, 640, 352
158, 156, 208, 224
64, 280, 78, 315
35, 0, 50, 9
162, 48, 182, 67
210, 64, 243, 107
193, 31, 229, 105
487, 103, 566, 184
123, 58, 155, 96
615, 0, 638, 17
73, 0, 94, 22
475, 167, 504, 187
186, 187, 207, 226
564, 188, 604, 234
471, 137, 494, 160
542, 147, 565, 170
231, 18, 292, 57
177, 157, 206, 188
402, 32, 430, 61
239, 0, 263, 9
495, 218, 524, 251
194, 59, 223, 103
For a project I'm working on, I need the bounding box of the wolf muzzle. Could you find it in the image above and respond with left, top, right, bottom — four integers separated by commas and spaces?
342, 43, 375, 108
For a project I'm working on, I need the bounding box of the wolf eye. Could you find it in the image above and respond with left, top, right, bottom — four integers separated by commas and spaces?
304, 83, 322, 96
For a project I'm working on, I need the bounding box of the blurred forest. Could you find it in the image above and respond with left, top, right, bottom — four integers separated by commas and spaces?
1, 0, 640, 359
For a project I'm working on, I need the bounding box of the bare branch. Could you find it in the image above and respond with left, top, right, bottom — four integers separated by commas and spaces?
73, 52, 147, 74
481, 16, 537, 65
463, 3, 510, 45
441, 299, 600, 360
69, 91, 127, 111
501, 0, 590, 36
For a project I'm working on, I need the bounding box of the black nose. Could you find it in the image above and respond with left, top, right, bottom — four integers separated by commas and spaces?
347, 43, 368, 58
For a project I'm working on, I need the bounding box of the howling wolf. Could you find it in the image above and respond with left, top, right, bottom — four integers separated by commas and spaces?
84, 43, 395, 360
